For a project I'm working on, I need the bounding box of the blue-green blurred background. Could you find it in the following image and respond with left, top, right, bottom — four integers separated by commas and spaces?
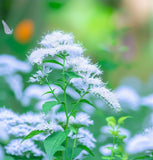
0, 0, 152, 86
0, 0, 153, 159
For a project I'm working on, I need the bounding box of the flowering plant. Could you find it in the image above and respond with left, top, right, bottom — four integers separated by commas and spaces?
27, 31, 121, 160
0, 31, 121, 160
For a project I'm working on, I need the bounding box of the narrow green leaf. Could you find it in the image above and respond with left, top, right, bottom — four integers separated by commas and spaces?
69, 126, 77, 134
77, 144, 94, 156
118, 134, 127, 140
106, 116, 116, 128
71, 110, 77, 118
42, 91, 53, 96
44, 130, 70, 160
118, 116, 131, 125
54, 82, 64, 90
43, 60, 63, 66
23, 130, 44, 141
79, 99, 95, 108
56, 78, 63, 82
42, 101, 58, 114
65, 71, 82, 78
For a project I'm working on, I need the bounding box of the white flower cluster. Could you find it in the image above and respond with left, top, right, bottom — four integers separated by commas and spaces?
99, 144, 117, 156
0, 107, 62, 158
0, 107, 95, 159
54, 112, 93, 127
115, 84, 153, 111
0, 54, 31, 101
5, 139, 45, 158
29, 31, 83, 65
29, 66, 52, 83
126, 128, 153, 154
28, 31, 121, 111
76, 128, 96, 148
0, 54, 31, 75
114, 85, 140, 111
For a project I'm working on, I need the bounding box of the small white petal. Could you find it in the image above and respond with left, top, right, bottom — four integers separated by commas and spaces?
2, 20, 13, 35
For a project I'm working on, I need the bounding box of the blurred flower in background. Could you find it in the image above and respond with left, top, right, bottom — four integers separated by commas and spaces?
14, 19, 34, 44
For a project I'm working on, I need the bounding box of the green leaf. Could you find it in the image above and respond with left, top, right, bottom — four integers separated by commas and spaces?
118, 116, 131, 125
43, 60, 63, 66
135, 155, 151, 159
42, 101, 58, 114
109, 130, 119, 136
106, 116, 116, 128
71, 110, 77, 118
115, 155, 122, 158
54, 82, 64, 90
42, 91, 53, 96
57, 146, 65, 151
44, 130, 70, 160
65, 138, 74, 160
79, 99, 95, 107
69, 126, 77, 134
77, 144, 94, 156
106, 146, 114, 151
118, 134, 127, 140
4, 156, 14, 160
22, 130, 44, 141
101, 156, 111, 160
72, 148, 82, 159
65, 71, 82, 79
56, 78, 63, 82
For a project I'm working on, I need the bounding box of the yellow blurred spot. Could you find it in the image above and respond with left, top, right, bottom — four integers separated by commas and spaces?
14, 19, 34, 44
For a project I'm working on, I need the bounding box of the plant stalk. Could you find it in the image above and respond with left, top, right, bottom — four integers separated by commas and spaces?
110, 135, 116, 160
46, 78, 60, 103
69, 91, 88, 118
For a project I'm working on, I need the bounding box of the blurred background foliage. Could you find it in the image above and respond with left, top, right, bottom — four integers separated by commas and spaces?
0, 0, 152, 86
0, 0, 153, 159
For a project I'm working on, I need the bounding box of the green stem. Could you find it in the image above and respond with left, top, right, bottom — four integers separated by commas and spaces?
62, 58, 69, 129
46, 78, 60, 103
69, 91, 88, 118
110, 135, 116, 160
62, 57, 69, 160
71, 130, 78, 160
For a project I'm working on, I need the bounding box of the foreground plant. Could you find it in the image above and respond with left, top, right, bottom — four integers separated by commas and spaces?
1, 31, 121, 160
28, 31, 122, 159
101, 116, 129, 160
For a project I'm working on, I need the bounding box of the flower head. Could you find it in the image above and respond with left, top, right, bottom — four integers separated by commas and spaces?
28, 30, 121, 111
